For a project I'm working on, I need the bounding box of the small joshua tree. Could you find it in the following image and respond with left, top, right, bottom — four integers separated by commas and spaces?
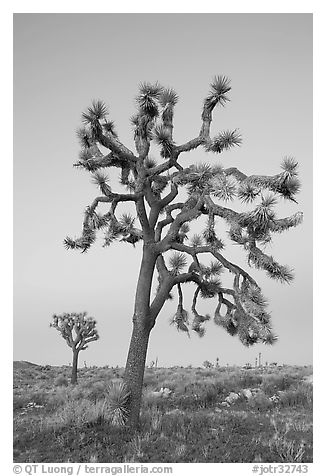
50, 312, 99, 384
65, 76, 303, 427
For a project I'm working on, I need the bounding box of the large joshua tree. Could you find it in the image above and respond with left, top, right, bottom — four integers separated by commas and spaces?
50, 312, 99, 384
64, 76, 303, 427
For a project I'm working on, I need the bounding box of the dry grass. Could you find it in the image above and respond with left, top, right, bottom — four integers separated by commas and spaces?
13, 362, 312, 463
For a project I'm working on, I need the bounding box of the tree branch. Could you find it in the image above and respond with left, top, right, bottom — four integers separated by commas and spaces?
159, 196, 204, 249
155, 202, 184, 242
97, 130, 137, 163
170, 242, 258, 286
135, 195, 151, 238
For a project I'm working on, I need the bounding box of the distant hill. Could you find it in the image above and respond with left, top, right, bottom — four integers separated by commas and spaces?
13, 361, 42, 369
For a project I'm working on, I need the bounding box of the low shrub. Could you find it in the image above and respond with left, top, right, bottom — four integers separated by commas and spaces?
48, 398, 107, 429
13, 395, 29, 411
269, 432, 306, 462
172, 395, 200, 411
279, 386, 313, 408
27, 390, 48, 406
161, 412, 189, 437
46, 385, 88, 410
262, 374, 298, 395
240, 372, 263, 388
248, 391, 272, 411
54, 376, 69, 387
88, 381, 108, 401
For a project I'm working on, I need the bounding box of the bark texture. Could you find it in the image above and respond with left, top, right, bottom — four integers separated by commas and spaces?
123, 245, 156, 428
71, 349, 79, 384
124, 321, 151, 428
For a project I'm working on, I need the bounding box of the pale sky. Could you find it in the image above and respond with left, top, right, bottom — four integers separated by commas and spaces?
13, 13, 312, 367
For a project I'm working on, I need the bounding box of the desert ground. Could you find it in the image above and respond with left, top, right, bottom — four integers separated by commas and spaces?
13, 361, 312, 463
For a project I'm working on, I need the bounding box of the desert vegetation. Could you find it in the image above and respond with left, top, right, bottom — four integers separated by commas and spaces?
64, 76, 303, 427
50, 312, 99, 384
13, 361, 312, 463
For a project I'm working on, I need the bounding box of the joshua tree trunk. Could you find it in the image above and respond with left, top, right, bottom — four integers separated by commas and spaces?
124, 320, 151, 428
124, 244, 157, 428
71, 348, 79, 384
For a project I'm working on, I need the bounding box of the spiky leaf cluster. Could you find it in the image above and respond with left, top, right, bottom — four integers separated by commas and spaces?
213, 289, 277, 346
64, 228, 96, 253
204, 75, 231, 111
152, 124, 175, 158
192, 310, 211, 326
92, 172, 111, 196
192, 318, 208, 337
159, 87, 179, 107
235, 194, 279, 243
119, 213, 135, 233
132, 114, 154, 145
159, 87, 178, 127
103, 223, 122, 247
244, 159, 301, 202
81, 100, 109, 141
228, 222, 247, 245
273, 176, 301, 202
151, 175, 169, 196
82, 100, 108, 124
240, 282, 271, 327
50, 312, 99, 350
205, 260, 224, 277
189, 233, 203, 248
202, 219, 225, 249
237, 317, 277, 347
120, 231, 142, 246
136, 82, 163, 119
74, 149, 99, 172
210, 175, 237, 201
169, 252, 188, 276
85, 208, 110, 230
102, 119, 118, 137
193, 261, 223, 299
144, 156, 158, 169
271, 211, 303, 233
79, 148, 94, 162
248, 251, 294, 283
207, 129, 242, 154
175, 223, 189, 244
280, 157, 298, 180
202, 226, 217, 245
76, 127, 93, 149
199, 280, 221, 299
187, 163, 215, 193
238, 182, 260, 203
170, 305, 190, 334
246, 194, 277, 238
106, 381, 130, 427
214, 310, 238, 337
180, 163, 223, 194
